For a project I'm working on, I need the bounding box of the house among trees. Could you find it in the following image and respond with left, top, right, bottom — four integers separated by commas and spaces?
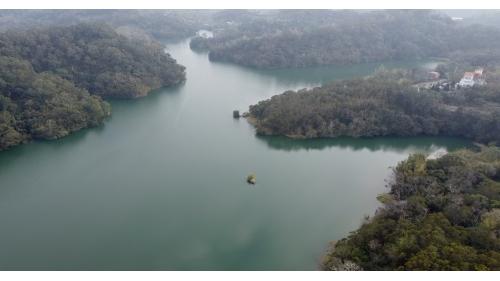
459, 72, 475, 87
458, 68, 486, 87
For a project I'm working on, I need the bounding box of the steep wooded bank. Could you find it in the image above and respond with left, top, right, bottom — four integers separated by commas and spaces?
0, 23, 186, 99
0, 56, 111, 150
0, 23, 186, 151
247, 70, 500, 144
322, 146, 500, 270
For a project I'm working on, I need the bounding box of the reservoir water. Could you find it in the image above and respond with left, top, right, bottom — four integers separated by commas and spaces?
0, 40, 470, 270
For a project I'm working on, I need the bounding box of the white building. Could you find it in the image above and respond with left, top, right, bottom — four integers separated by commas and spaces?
459, 72, 475, 87
458, 68, 486, 87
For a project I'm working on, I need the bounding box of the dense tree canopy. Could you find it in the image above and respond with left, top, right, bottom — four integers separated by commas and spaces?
322, 146, 500, 270
191, 10, 500, 69
247, 69, 500, 144
0, 23, 186, 99
0, 10, 211, 41
0, 55, 110, 150
0, 23, 186, 150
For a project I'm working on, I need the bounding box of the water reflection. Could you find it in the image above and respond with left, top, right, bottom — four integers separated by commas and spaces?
0, 125, 105, 168
0, 83, 187, 171
209, 58, 439, 86
0, 39, 469, 271
185, 38, 439, 88
256, 135, 472, 153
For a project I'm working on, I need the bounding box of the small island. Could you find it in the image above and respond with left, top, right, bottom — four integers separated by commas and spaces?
246, 174, 256, 185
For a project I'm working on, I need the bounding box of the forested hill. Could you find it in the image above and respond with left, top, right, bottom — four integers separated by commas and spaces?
191, 10, 500, 69
0, 23, 186, 151
0, 56, 111, 151
0, 23, 186, 99
0, 10, 212, 41
322, 146, 500, 270
247, 70, 500, 144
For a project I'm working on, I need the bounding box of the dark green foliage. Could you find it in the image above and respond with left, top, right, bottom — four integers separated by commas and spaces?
0, 56, 110, 150
193, 10, 500, 69
0, 23, 186, 99
322, 147, 500, 270
0, 23, 186, 150
0, 10, 210, 41
248, 71, 500, 144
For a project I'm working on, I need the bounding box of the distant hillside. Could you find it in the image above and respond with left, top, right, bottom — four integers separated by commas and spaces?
440, 9, 500, 29
0, 10, 213, 41
191, 10, 500, 69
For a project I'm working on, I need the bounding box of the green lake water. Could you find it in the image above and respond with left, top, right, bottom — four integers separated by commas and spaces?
0, 40, 470, 270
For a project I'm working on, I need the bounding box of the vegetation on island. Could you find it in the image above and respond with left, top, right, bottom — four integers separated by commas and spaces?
247, 68, 500, 144
191, 10, 500, 69
322, 146, 500, 270
247, 173, 256, 184
0, 23, 186, 151
1, 9, 500, 271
